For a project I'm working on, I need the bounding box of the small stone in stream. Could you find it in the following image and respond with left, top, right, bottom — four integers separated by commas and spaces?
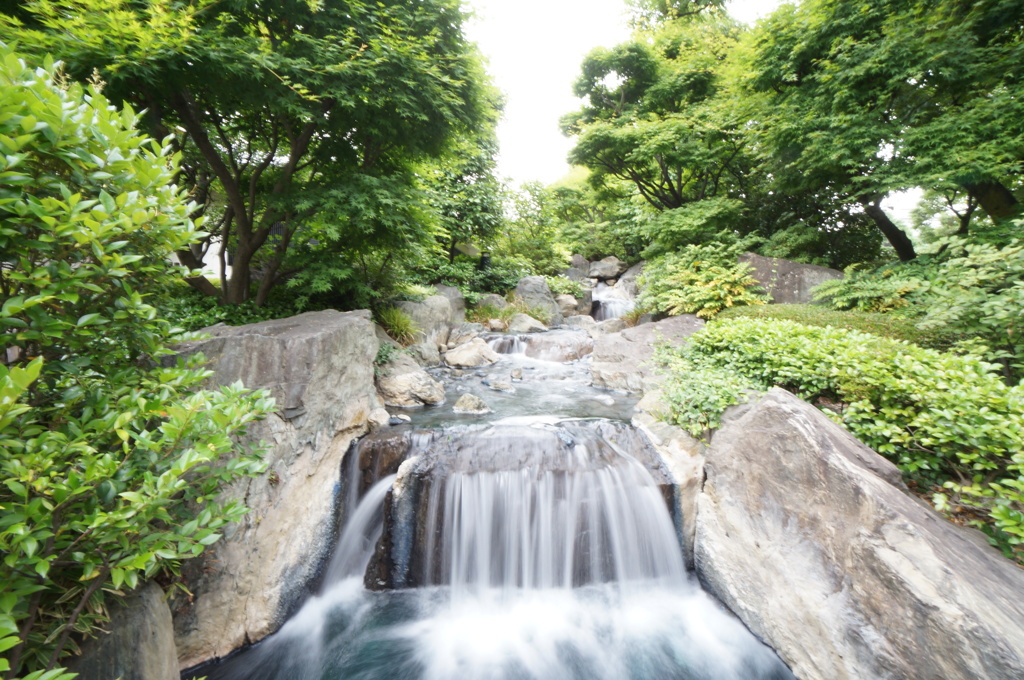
489, 381, 515, 394
511, 368, 523, 381
453, 393, 492, 414
388, 414, 412, 425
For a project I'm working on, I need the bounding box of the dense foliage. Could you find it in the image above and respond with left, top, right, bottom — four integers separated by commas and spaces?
0, 48, 272, 676
658, 317, 1024, 560
636, 243, 766, 318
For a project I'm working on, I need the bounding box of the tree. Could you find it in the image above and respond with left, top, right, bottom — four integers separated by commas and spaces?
4, 0, 496, 304
0, 46, 272, 676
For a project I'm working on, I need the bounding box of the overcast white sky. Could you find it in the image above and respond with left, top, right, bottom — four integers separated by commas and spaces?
462, 0, 783, 186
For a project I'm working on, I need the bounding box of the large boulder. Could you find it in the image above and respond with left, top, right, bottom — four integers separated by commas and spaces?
375, 353, 445, 407
555, 293, 578, 318
433, 284, 466, 323
169, 310, 381, 669
524, 329, 595, 362
395, 295, 454, 346
695, 388, 1024, 680
443, 337, 500, 368
513, 276, 563, 326
474, 293, 509, 310
590, 316, 704, 392
739, 253, 843, 304
446, 322, 485, 349
570, 253, 589, 270
615, 261, 645, 298
588, 255, 628, 280
507, 313, 548, 334
67, 582, 178, 680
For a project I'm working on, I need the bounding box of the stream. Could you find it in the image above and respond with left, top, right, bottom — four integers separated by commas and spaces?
188, 330, 794, 680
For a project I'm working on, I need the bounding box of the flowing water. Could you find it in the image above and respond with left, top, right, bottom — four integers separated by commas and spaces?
591, 282, 634, 321
192, 331, 794, 680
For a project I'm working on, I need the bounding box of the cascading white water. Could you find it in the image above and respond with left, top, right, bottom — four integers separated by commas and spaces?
591, 281, 634, 321
486, 334, 527, 354
197, 420, 794, 680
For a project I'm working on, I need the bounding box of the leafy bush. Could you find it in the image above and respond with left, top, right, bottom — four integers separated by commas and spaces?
812, 263, 925, 312
161, 286, 307, 332
915, 237, 1024, 383
466, 303, 516, 326
638, 244, 767, 318
657, 317, 1024, 559
544, 275, 585, 299
0, 47, 273, 675
424, 255, 529, 297
375, 307, 419, 346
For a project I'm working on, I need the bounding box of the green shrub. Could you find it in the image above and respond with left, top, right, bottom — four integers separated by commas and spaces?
638, 244, 768, 319
812, 263, 925, 312
0, 47, 273, 675
375, 307, 419, 346
657, 317, 1024, 560
466, 303, 516, 325
161, 286, 306, 332
544, 275, 585, 299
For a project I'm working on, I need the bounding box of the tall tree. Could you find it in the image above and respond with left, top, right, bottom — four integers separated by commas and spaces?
4, 0, 495, 304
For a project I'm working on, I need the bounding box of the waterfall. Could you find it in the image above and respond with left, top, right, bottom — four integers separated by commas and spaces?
591, 282, 634, 321
193, 349, 794, 680
485, 334, 527, 354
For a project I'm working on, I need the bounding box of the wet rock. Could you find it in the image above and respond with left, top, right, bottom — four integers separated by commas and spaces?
367, 408, 392, 432
488, 380, 515, 394
513, 276, 563, 326
524, 330, 595, 362
507, 313, 548, 333
616, 261, 645, 298
590, 315, 704, 392
696, 388, 1024, 680
376, 353, 445, 407
564, 314, 597, 329
433, 284, 466, 323
555, 294, 579, 318
510, 368, 523, 381
406, 341, 440, 367
446, 322, 484, 349
444, 337, 500, 368
474, 293, 509, 310
68, 582, 177, 680
739, 253, 842, 304
453, 393, 493, 414
389, 414, 412, 425
395, 295, 454, 345
588, 255, 628, 280
594, 318, 627, 334
576, 288, 593, 315
169, 310, 380, 668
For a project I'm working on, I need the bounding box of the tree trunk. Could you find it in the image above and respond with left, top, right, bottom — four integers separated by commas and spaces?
964, 180, 1019, 222
862, 199, 917, 261
176, 249, 223, 299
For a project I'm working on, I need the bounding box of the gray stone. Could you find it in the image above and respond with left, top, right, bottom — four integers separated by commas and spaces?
452, 393, 493, 414
376, 353, 445, 407
513, 276, 563, 326
488, 380, 516, 393
632, 391, 705, 569
406, 341, 441, 367
374, 324, 402, 349
507, 313, 548, 334
474, 293, 509, 310
486, 318, 507, 332
395, 295, 454, 345
510, 368, 523, 381
367, 408, 392, 431
68, 582, 177, 680
555, 294, 578, 319
447, 322, 485, 349
590, 315, 705, 392
562, 266, 588, 282
169, 310, 380, 669
594, 318, 627, 334
588, 255, 628, 280
739, 252, 843, 304
390, 414, 412, 425
524, 330, 595, 362
577, 287, 594, 316
695, 388, 1024, 680
434, 284, 466, 322
563, 314, 597, 329
615, 261, 645, 298
443, 337, 500, 368
570, 253, 590, 270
